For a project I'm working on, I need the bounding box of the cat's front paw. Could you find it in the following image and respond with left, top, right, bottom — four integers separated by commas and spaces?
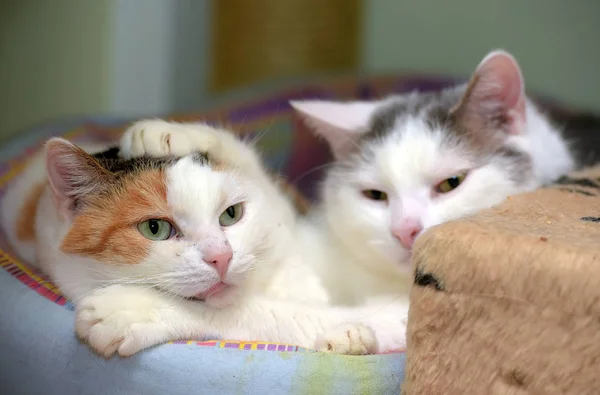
75, 285, 172, 358
119, 119, 220, 159
315, 323, 378, 355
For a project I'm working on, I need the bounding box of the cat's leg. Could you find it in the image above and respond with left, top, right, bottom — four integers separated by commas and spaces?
119, 119, 267, 179
75, 284, 408, 358
119, 119, 220, 159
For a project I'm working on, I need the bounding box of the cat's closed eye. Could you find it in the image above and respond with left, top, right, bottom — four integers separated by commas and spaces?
435, 173, 467, 194
219, 203, 244, 226
362, 189, 388, 202
138, 219, 177, 241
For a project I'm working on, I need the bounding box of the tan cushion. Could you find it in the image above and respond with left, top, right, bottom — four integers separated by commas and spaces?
403, 166, 600, 395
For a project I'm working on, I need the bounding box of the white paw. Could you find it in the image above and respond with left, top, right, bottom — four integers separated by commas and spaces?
75, 285, 171, 358
119, 119, 220, 159
315, 323, 379, 355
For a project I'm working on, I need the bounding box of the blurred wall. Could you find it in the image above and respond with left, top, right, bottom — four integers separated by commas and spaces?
1, 0, 599, 143
110, 0, 210, 116
0, 0, 210, 143
364, 0, 600, 111
0, 1, 112, 142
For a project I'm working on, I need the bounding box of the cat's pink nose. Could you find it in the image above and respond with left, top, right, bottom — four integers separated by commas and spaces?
203, 247, 233, 278
392, 219, 422, 250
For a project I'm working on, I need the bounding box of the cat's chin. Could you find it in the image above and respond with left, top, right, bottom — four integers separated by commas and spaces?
192, 282, 240, 308
193, 281, 231, 300
378, 245, 412, 268
379, 248, 413, 277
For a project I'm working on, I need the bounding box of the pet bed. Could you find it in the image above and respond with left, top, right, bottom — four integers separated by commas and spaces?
0, 74, 447, 395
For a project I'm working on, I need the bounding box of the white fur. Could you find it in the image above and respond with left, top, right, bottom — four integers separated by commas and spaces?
75, 284, 406, 357
1, 120, 408, 357
516, 100, 575, 184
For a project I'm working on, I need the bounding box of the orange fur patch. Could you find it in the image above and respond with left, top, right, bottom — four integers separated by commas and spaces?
16, 182, 46, 241
61, 169, 170, 264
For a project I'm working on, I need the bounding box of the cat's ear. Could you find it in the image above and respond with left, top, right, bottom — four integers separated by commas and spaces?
452, 50, 526, 135
290, 100, 377, 159
45, 138, 112, 216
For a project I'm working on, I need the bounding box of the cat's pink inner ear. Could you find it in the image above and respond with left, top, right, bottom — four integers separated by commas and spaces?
45, 138, 108, 215
290, 100, 376, 159
454, 50, 527, 134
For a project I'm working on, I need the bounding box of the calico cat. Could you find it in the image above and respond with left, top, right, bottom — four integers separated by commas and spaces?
290, 49, 587, 305
1, 121, 407, 357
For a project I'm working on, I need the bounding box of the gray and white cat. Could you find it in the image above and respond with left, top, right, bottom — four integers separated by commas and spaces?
291, 50, 583, 305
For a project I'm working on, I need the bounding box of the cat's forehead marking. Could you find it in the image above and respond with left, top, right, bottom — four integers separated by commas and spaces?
189, 151, 233, 172
366, 88, 463, 142
94, 154, 174, 175
363, 84, 512, 150
329, 85, 534, 190
354, 85, 532, 184
190, 152, 211, 166
92, 150, 214, 178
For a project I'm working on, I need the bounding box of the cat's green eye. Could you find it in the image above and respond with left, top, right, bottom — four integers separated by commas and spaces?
219, 203, 244, 226
435, 173, 467, 194
137, 219, 174, 241
362, 189, 388, 202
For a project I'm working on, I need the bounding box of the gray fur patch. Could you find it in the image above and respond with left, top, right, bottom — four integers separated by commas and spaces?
364, 86, 465, 142
190, 152, 211, 166
92, 148, 211, 178
351, 83, 533, 185
488, 146, 533, 184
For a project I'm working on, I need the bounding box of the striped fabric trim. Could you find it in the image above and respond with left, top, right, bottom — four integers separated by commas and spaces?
168, 340, 313, 353
168, 340, 405, 354
0, 251, 67, 306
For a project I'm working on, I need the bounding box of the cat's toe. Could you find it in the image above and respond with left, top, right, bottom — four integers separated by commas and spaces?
74, 287, 167, 358
120, 119, 174, 159
76, 308, 165, 358
120, 119, 221, 159
74, 307, 98, 340
75, 307, 123, 358
117, 322, 170, 357
315, 323, 378, 355
85, 320, 126, 358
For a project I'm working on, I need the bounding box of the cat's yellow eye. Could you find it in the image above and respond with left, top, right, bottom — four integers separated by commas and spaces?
435, 173, 467, 194
219, 203, 244, 226
362, 189, 388, 202
137, 219, 174, 241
